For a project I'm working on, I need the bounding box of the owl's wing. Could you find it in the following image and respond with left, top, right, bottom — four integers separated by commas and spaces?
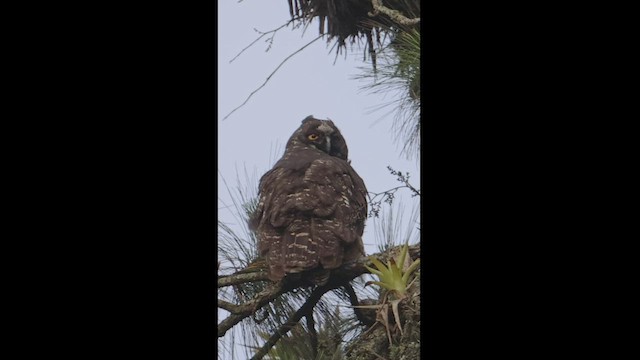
249, 166, 292, 231
301, 158, 368, 242
248, 166, 294, 264
299, 158, 368, 268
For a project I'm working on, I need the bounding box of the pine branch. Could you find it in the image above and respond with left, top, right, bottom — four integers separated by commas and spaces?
218, 281, 286, 338
217, 244, 421, 339
218, 271, 270, 287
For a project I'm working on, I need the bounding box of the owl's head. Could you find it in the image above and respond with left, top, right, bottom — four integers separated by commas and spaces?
286, 115, 349, 160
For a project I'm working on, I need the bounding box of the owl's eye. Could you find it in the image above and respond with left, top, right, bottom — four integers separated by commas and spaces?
307, 134, 319, 141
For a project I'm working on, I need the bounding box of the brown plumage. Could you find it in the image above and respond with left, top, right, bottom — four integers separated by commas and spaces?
249, 116, 367, 284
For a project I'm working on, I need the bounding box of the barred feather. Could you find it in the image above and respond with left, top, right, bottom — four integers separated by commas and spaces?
249, 117, 367, 284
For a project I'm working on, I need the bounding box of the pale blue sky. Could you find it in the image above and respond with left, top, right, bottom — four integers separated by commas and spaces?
217, 2, 420, 358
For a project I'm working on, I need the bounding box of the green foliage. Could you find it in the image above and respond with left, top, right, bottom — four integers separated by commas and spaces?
355, 21, 420, 160
392, 28, 420, 103
364, 244, 420, 299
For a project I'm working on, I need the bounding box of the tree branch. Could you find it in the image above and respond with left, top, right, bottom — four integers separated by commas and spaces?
369, 0, 420, 26
217, 280, 286, 338
217, 299, 240, 313
217, 243, 421, 342
218, 271, 270, 288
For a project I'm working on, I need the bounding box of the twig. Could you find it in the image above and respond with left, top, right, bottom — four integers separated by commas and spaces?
229, 18, 303, 64
222, 35, 323, 121
366, 186, 407, 217
368, 185, 408, 201
367, 166, 421, 217
387, 166, 420, 197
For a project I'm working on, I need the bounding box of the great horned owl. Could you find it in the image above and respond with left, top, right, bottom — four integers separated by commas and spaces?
249, 116, 368, 284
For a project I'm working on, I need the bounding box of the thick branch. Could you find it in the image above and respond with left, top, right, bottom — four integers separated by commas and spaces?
217, 281, 286, 337
369, 0, 420, 26
218, 271, 270, 287
218, 244, 420, 291
217, 299, 239, 313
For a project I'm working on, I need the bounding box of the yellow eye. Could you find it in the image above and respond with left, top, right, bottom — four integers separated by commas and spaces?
308, 134, 319, 141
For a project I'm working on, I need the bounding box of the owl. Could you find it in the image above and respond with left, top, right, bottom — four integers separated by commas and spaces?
249, 116, 368, 285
